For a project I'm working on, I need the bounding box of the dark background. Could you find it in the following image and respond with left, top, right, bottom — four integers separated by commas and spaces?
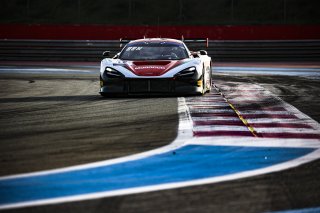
1, 0, 319, 25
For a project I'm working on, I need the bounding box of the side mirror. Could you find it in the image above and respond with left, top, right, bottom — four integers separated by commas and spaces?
190, 51, 199, 57
102, 51, 110, 57
199, 50, 207, 55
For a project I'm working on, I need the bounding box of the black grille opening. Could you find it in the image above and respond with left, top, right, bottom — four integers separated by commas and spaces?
128, 79, 172, 93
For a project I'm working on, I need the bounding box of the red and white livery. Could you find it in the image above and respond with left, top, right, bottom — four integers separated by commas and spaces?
100, 38, 212, 96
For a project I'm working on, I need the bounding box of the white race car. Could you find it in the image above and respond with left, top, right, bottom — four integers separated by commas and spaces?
100, 38, 212, 96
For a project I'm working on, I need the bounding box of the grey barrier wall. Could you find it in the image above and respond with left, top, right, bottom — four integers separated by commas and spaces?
0, 0, 319, 25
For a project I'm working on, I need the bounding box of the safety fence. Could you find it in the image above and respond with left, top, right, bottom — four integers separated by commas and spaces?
0, 39, 319, 62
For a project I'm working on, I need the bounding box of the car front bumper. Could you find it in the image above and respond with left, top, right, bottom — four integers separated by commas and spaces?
100, 77, 203, 95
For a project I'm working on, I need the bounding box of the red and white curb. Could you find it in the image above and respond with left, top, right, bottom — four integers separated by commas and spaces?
187, 83, 320, 140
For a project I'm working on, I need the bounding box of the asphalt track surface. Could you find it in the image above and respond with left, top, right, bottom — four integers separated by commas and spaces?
0, 63, 320, 213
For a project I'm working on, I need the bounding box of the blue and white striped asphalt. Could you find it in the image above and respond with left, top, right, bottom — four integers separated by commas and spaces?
267, 207, 320, 213
0, 145, 314, 207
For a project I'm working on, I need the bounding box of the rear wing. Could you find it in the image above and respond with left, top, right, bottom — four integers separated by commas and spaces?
119, 37, 209, 48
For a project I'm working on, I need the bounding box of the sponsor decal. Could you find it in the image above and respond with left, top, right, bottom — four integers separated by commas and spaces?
134, 66, 166, 70
126, 47, 143, 51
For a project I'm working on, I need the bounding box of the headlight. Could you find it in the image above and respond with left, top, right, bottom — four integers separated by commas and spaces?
104, 67, 124, 78
174, 67, 196, 77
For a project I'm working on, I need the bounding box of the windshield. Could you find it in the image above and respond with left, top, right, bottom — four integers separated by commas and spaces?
119, 42, 189, 60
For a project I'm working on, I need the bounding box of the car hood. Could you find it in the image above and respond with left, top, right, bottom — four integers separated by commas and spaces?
123, 60, 185, 76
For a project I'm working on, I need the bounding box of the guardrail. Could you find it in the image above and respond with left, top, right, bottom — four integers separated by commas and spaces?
0, 39, 319, 62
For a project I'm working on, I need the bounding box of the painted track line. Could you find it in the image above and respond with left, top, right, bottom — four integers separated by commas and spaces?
211, 82, 320, 139
195, 121, 313, 128
193, 126, 316, 133
1, 148, 319, 211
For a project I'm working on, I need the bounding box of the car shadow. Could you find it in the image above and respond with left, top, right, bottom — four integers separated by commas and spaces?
0, 95, 103, 103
